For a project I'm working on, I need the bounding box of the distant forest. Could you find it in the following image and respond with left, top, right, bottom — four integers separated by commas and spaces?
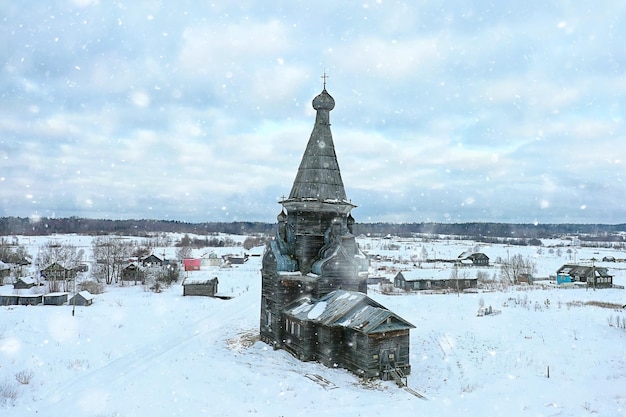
1, 216, 625, 241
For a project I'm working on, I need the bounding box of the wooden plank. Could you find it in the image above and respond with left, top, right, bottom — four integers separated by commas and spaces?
304, 373, 338, 390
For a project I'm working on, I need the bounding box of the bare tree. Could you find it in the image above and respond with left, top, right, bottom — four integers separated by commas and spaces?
499, 254, 536, 285
91, 236, 133, 285
176, 245, 193, 262
35, 241, 82, 292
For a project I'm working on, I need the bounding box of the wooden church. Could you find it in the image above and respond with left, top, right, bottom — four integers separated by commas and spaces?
260, 82, 415, 380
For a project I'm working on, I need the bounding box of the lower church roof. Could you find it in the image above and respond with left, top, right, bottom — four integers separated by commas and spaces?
284, 289, 415, 334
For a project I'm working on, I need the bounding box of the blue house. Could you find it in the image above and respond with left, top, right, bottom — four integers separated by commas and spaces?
556, 264, 613, 288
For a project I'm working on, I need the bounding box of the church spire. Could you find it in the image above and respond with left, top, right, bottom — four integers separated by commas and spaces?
287, 85, 348, 203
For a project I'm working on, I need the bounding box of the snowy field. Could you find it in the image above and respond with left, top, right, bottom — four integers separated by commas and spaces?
1, 234, 625, 416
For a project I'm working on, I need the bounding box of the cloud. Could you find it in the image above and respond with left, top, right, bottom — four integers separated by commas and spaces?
1, 1, 625, 223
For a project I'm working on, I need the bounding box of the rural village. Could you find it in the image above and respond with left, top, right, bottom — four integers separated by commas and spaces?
1, 86, 625, 416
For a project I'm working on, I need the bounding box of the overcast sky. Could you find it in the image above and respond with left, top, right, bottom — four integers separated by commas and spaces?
1, 1, 625, 225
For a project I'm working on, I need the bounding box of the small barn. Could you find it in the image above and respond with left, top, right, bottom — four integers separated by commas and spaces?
182, 276, 219, 296
43, 292, 69, 306
69, 291, 94, 306
14, 276, 37, 289
394, 270, 478, 291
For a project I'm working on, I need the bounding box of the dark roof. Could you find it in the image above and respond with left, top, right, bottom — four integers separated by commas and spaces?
557, 264, 612, 278
287, 89, 349, 203
284, 289, 415, 334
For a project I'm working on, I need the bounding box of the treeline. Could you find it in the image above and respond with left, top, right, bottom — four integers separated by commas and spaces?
0, 217, 625, 239
0, 217, 272, 237
352, 222, 626, 240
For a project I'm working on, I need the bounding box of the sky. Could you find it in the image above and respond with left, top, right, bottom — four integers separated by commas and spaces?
1, 0, 625, 224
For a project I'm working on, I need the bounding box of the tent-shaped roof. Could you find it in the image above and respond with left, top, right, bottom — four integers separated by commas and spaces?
286, 89, 349, 203
284, 289, 414, 334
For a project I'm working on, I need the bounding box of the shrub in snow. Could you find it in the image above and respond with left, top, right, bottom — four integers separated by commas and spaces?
0, 381, 18, 404
78, 280, 105, 294
15, 369, 34, 385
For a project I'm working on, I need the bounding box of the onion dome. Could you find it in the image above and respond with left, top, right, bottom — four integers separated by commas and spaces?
312, 89, 335, 111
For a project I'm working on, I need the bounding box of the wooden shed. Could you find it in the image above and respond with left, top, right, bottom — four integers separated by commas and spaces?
69, 291, 94, 306
43, 292, 69, 306
0, 294, 19, 306
19, 294, 43, 306
0, 294, 43, 306
182, 276, 219, 297
14, 276, 37, 289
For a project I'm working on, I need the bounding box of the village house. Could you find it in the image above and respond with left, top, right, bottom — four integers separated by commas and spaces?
517, 273, 534, 284
141, 254, 163, 267
394, 270, 478, 292
462, 252, 490, 266
122, 262, 145, 283
260, 84, 414, 382
183, 258, 201, 271
225, 254, 248, 265
203, 252, 222, 267
41, 262, 76, 281
556, 264, 613, 288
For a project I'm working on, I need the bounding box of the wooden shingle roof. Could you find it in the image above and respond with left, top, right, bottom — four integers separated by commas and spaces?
284, 289, 415, 334
287, 89, 348, 203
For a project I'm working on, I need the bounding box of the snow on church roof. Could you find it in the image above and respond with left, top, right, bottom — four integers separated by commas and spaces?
284, 289, 414, 334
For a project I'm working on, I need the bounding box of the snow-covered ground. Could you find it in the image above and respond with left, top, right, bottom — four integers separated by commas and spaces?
1, 234, 625, 416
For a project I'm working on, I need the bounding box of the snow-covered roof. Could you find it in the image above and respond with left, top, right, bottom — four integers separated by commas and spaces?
284, 289, 414, 334
397, 269, 455, 281
75, 290, 94, 300
182, 276, 218, 285
17, 276, 37, 285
